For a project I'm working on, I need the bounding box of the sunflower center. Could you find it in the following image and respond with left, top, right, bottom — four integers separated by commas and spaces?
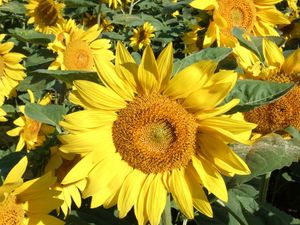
112, 93, 197, 174
0, 56, 4, 78
218, 0, 256, 32
23, 117, 41, 143
64, 39, 93, 71
34, 0, 59, 27
0, 194, 24, 225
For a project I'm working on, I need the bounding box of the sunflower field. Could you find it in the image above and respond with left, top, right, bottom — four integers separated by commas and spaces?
1, 0, 300, 224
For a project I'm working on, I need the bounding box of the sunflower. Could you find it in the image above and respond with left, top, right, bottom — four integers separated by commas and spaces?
48, 24, 114, 71
130, 22, 155, 51
7, 90, 55, 151
182, 25, 204, 54
26, 0, 65, 34
59, 42, 255, 224
83, 13, 114, 32
0, 0, 8, 6
234, 39, 300, 134
0, 34, 26, 105
0, 156, 63, 225
45, 146, 87, 216
50, 18, 78, 43
190, 0, 290, 47
102, 0, 131, 9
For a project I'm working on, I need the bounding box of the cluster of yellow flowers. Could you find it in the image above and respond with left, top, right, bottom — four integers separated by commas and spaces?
0, 0, 299, 225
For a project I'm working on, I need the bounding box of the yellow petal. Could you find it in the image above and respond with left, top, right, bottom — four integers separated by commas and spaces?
26, 214, 64, 225
73, 80, 127, 110
137, 46, 159, 95
282, 48, 300, 74
262, 38, 284, 67
184, 168, 213, 218
94, 57, 134, 101
198, 133, 251, 175
146, 173, 167, 225
190, 0, 217, 10
169, 169, 194, 219
192, 156, 228, 202
199, 116, 256, 144
257, 9, 290, 25
4, 156, 27, 184
115, 42, 138, 91
203, 22, 217, 48
164, 61, 217, 99
157, 43, 173, 91
118, 169, 146, 218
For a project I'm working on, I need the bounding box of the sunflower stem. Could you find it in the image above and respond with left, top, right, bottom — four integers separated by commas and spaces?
97, 1, 102, 30
216, 199, 247, 225
259, 172, 271, 203
161, 194, 172, 225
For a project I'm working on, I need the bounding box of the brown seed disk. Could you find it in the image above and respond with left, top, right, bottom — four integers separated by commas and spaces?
244, 86, 300, 134
112, 93, 197, 174
34, 0, 59, 27
218, 0, 256, 32
0, 194, 24, 225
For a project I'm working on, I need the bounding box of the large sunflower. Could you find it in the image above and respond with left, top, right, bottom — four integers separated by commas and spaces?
26, 0, 65, 34
59, 42, 255, 224
0, 157, 63, 225
130, 22, 155, 51
48, 24, 114, 71
190, 0, 290, 47
234, 39, 300, 134
0, 34, 26, 105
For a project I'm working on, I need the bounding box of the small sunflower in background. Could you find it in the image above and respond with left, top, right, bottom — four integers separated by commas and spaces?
48, 24, 114, 71
130, 22, 155, 51
50, 18, 78, 43
7, 90, 55, 151
26, 0, 65, 34
0, 156, 64, 225
234, 39, 300, 134
190, 0, 290, 47
45, 146, 87, 216
82, 13, 114, 32
182, 25, 204, 54
0, 0, 8, 6
0, 34, 26, 105
59, 42, 255, 225
102, 0, 131, 9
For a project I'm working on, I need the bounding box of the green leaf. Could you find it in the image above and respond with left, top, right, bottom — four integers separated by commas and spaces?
64, 0, 97, 7
29, 69, 100, 84
17, 74, 56, 92
231, 134, 300, 185
8, 28, 54, 45
24, 103, 68, 127
223, 80, 294, 113
112, 14, 144, 26
173, 47, 232, 74
0, 151, 26, 185
232, 27, 263, 61
0, 1, 25, 14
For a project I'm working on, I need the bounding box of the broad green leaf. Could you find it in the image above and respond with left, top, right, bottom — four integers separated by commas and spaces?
140, 14, 166, 31
223, 79, 294, 113
231, 134, 300, 185
112, 14, 144, 26
0, 1, 25, 14
173, 47, 232, 74
102, 32, 126, 41
8, 28, 53, 45
30, 69, 100, 84
64, 0, 97, 7
17, 74, 56, 92
24, 103, 68, 127
232, 27, 263, 61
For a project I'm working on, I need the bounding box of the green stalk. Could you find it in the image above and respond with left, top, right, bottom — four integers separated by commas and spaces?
161, 194, 172, 225
259, 172, 272, 203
